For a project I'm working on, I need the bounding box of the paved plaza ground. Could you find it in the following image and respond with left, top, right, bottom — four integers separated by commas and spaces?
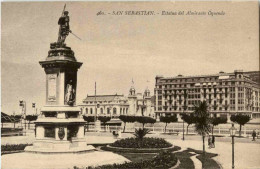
2, 150, 129, 169
2, 131, 260, 169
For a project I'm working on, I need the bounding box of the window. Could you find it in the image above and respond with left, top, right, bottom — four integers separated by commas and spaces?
101, 108, 103, 114
107, 108, 110, 114
90, 108, 93, 114
85, 108, 88, 114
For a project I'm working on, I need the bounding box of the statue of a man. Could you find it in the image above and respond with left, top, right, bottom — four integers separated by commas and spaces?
57, 11, 71, 45
65, 80, 75, 105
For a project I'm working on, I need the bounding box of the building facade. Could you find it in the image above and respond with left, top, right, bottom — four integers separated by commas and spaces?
154, 70, 260, 120
79, 86, 155, 118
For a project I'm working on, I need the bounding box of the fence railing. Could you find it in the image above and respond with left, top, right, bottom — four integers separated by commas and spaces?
85, 125, 257, 137
2, 122, 257, 137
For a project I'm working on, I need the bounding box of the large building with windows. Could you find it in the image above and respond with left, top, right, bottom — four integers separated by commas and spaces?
79, 86, 155, 118
154, 70, 260, 120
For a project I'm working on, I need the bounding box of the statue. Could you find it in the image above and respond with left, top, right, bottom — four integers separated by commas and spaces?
47, 5, 81, 58
65, 80, 75, 105
57, 10, 71, 45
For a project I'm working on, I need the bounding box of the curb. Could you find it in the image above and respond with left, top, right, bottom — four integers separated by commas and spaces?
102, 145, 176, 153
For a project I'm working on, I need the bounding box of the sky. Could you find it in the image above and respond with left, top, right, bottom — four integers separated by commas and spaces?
1, 1, 259, 115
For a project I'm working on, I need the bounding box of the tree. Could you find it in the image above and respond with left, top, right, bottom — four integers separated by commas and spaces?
181, 113, 196, 134
98, 116, 111, 131
25, 115, 38, 129
83, 116, 95, 131
193, 101, 211, 155
230, 114, 251, 137
135, 116, 156, 129
119, 115, 136, 132
160, 115, 178, 133
210, 117, 227, 136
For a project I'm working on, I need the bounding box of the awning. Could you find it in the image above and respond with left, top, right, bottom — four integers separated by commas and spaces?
1, 112, 19, 123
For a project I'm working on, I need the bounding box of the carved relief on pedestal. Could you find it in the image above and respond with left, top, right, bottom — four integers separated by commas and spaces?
48, 74, 57, 101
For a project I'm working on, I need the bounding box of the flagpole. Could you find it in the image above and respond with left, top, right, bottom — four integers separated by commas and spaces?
95, 82, 97, 122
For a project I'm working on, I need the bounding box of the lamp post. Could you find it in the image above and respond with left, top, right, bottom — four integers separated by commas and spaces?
32, 103, 36, 115
182, 105, 187, 141
19, 100, 26, 129
229, 123, 237, 169
182, 90, 188, 141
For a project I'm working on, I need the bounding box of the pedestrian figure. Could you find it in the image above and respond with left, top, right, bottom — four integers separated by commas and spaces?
208, 136, 212, 149
252, 130, 256, 141
212, 135, 215, 148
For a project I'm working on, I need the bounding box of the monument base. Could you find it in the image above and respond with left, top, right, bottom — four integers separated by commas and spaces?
95, 120, 101, 132
24, 137, 96, 154
24, 144, 95, 154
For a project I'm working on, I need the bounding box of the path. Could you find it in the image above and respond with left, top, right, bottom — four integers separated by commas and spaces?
166, 139, 260, 169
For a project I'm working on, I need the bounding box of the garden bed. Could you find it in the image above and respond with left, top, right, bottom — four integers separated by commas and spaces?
102, 137, 176, 153
102, 144, 177, 153
1, 144, 32, 155
111, 137, 172, 148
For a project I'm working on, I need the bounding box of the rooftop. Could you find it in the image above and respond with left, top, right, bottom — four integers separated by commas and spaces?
157, 70, 259, 81
83, 94, 125, 102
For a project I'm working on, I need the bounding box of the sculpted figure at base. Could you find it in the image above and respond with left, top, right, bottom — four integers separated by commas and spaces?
65, 80, 75, 105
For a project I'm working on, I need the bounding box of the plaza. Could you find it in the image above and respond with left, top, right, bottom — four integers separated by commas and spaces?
2, 131, 260, 169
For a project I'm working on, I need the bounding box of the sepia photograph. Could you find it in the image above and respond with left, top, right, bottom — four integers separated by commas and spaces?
1, 1, 259, 169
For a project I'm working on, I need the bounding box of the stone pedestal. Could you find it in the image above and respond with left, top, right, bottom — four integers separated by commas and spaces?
25, 43, 95, 153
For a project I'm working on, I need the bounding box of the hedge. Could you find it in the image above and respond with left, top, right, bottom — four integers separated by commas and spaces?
75, 151, 178, 169
111, 137, 172, 149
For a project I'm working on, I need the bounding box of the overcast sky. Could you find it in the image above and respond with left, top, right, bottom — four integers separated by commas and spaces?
1, 1, 259, 115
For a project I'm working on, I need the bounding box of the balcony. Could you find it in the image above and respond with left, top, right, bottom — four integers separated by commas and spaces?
163, 106, 168, 110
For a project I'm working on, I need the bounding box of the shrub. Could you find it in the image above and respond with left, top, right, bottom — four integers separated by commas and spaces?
1, 144, 31, 151
133, 128, 150, 140
83, 151, 178, 169
111, 137, 172, 149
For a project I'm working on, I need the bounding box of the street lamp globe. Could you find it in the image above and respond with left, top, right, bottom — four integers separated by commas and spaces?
229, 123, 237, 136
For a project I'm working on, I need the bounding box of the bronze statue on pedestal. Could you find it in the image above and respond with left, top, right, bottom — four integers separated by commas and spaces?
57, 10, 71, 45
